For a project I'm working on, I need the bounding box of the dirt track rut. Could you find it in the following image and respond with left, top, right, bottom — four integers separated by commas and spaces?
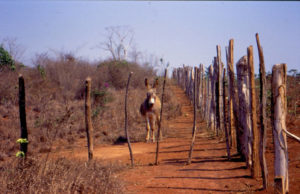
117, 85, 263, 193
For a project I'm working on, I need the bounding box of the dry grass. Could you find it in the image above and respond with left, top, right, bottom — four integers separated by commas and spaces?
0, 157, 124, 193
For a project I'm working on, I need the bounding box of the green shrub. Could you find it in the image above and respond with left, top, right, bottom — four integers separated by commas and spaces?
0, 46, 15, 70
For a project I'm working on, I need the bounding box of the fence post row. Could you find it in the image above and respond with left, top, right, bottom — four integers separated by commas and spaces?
172, 35, 290, 193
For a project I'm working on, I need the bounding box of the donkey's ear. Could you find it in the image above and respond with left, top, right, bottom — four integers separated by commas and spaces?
145, 78, 150, 89
153, 78, 159, 88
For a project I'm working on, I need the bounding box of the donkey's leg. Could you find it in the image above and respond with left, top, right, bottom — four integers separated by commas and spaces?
145, 117, 150, 142
149, 118, 155, 143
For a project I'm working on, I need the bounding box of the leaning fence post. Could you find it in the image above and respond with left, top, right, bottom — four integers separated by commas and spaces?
125, 72, 134, 167
272, 63, 289, 194
155, 68, 167, 165
85, 77, 94, 161
256, 33, 268, 189
18, 74, 28, 159
187, 67, 197, 165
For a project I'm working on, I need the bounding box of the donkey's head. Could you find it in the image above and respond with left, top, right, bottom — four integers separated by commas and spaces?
144, 78, 159, 107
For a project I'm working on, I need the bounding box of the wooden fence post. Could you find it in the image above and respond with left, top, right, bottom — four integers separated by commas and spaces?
85, 77, 94, 161
210, 64, 216, 133
256, 33, 268, 189
236, 56, 252, 167
248, 46, 260, 178
225, 46, 231, 145
203, 65, 207, 120
199, 65, 203, 113
197, 65, 201, 109
213, 57, 219, 135
201, 64, 205, 118
196, 67, 200, 109
272, 63, 288, 194
125, 72, 134, 167
227, 39, 238, 151
188, 68, 198, 164
206, 72, 211, 128
18, 74, 28, 158
217, 45, 224, 136
223, 69, 231, 160
155, 68, 167, 165
189, 67, 194, 100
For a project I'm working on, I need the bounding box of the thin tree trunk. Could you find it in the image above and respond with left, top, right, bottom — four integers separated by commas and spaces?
18, 74, 28, 158
272, 63, 288, 194
125, 72, 134, 167
188, 68, 198, 164
155, 68, 167, 165
248, 46, 260, 178
256, 33, 268, 189
85, 77, 94, 161
223, 69, 231, 160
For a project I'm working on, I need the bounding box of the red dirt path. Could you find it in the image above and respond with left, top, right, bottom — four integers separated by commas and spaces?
57, 85, 300, 193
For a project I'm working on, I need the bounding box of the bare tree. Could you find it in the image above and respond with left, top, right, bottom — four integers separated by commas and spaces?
129, 45, 142, 63
32, 52, 50, 67
99, 26, 134, 61
1, 37, 25, 62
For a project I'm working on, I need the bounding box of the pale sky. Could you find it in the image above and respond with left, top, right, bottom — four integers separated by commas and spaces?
1, 1, 300, 74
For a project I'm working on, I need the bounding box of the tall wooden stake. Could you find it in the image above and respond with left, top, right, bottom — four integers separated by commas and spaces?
18, 74, 28, 158
188, 68, 197, 165
227, 39, 238, 152
85, 77, 94, 161
125, 72, 134, 167
272, 64, 288, 194
223, 69, 231, 160
248, 46, 260, 178
256, 33, 268, 189
225, 46, 232, 146
155, 68, 167, 165
210, 64, 216, 133
217, 45, 224, 135
201, 65, 205, 119
214, 57, 220, 136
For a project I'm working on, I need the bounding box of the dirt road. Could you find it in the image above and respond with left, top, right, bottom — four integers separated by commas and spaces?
116, 85, 262, 193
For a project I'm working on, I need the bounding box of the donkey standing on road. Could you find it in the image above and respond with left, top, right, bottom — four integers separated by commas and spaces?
140, 78, 162, 142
